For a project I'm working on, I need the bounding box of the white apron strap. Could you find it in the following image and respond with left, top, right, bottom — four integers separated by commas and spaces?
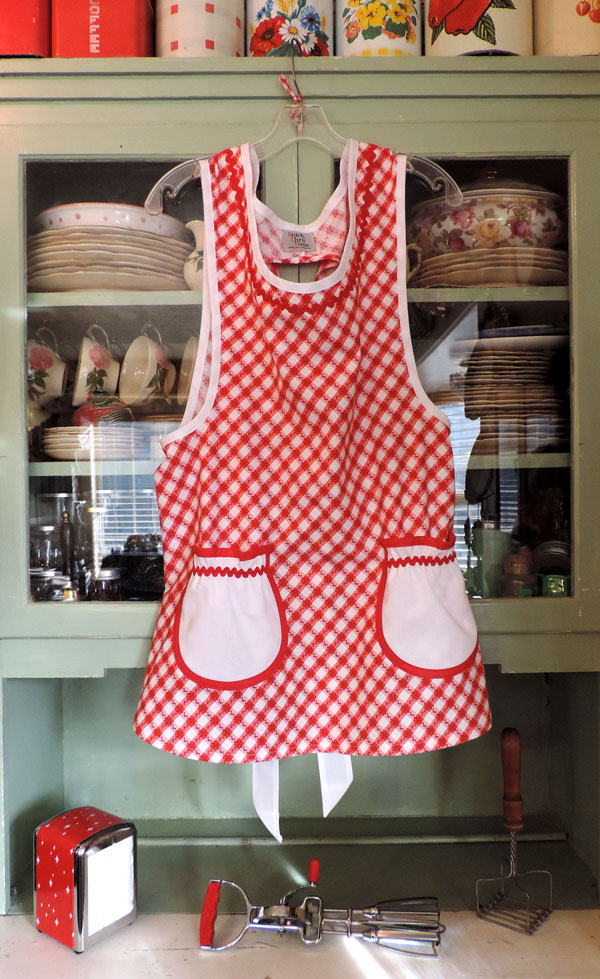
252, 759, 282, 842
318, 753, 354, 817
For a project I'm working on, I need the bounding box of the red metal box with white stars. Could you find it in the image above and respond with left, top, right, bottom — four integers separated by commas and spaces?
34, 806, 137, 953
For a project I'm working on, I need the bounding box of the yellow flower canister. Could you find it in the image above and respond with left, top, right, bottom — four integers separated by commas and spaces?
336, 0, 422, 56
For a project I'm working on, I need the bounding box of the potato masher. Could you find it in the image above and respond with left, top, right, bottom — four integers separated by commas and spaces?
475, 727, 553, 934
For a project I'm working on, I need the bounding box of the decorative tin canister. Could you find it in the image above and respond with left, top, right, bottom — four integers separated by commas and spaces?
336, 0, 421, 56
248, 1, 333, 57
52, 0, 153, 57
534, 0, 600, 55
156, 0, 244, 58
425, 0, 533, 56
35, 807, 137, 953
0, 1, 50, 56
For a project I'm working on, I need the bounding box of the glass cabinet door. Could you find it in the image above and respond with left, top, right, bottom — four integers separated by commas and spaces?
407, 155, 570, 600
25, 151, 572, 605
26, 158, 204, 602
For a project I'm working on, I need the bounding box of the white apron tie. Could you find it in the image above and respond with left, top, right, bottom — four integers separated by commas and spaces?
318, 753, 354, 817
252, 755, 354, 840
252, 758, 282, 842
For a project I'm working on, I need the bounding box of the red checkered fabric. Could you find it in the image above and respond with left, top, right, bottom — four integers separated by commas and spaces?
134, 141, 491, 764
256, 185, 348, 278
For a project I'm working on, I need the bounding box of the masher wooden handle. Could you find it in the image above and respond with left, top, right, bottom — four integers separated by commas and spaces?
501, 727, 524, 832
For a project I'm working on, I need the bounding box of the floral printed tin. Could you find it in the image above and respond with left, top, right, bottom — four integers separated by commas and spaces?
336, 0, 422, 56
248, 0, 332, 56
425, 0, 533, 56
534, 0, 600, 55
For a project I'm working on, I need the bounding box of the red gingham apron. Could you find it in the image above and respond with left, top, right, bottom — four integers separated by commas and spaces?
134, 140, 491, 836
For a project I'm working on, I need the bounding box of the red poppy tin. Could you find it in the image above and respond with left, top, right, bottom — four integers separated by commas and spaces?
51, 0, 154, 58
0, 1, 50, 57
34, 806, 137, 953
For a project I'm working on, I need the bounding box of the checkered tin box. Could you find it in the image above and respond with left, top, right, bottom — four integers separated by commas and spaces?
156, 1, 245, 57
34, 806, 136, 953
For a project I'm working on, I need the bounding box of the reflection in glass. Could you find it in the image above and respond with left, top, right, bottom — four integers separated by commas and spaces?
412, 298, 571, 600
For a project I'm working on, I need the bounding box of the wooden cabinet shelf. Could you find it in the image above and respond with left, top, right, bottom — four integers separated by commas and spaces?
27, 290, 202, 307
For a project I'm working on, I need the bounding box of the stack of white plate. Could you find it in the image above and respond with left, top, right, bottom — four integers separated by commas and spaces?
411, 246, 568, 288
43, 425, 148, 461
28, 203, 193, 292
454, 330, 570, 454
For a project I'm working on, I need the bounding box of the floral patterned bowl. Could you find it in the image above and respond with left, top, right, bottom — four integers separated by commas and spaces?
407, 175, 566, 260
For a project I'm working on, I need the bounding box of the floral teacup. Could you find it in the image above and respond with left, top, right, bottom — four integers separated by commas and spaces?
27, 329, 67, 407
119, 325, 176, 406
72, 324, 122, 407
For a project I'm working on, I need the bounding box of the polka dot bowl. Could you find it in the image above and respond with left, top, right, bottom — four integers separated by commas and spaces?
32, 202, 192, 243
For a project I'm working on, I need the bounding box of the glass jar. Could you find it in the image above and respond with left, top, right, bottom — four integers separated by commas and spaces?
30, 569, 75, 602
87, 568, 122, 601
30, 524, 61, 570
30, 568, 57, 601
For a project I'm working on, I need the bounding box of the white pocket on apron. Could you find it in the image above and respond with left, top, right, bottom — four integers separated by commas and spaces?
376, 536, 478, 678
173, 546, 287, 688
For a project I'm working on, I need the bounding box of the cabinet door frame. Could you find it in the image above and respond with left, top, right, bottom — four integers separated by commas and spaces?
0, 93, 303, 661
1, 61, 600, 677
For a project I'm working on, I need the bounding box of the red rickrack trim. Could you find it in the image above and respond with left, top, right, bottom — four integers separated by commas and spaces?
193, 543, 273, 559
387, 553, 456, 569
191, 564, 266, 579
381, 533, 456, 550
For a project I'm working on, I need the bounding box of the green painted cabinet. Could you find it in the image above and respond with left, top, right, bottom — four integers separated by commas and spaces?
1, 58, 600, 918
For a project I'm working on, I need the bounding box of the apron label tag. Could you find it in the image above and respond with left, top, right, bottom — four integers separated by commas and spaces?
282, 230, 316, 253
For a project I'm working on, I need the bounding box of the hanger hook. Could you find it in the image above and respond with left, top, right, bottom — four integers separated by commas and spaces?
277, 39, 305, 132
290, 39, 303, 102
279, 39, 303, 106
